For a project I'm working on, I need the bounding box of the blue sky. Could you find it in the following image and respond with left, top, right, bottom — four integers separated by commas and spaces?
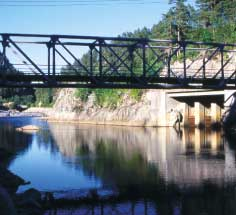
1, 1, 194, 36
0, 0, 195, 68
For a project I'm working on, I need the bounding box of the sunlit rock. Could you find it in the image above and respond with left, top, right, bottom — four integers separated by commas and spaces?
16, 125, 40, 133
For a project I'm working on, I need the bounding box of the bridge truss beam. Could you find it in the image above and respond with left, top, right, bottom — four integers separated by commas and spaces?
1, 33, 236, 89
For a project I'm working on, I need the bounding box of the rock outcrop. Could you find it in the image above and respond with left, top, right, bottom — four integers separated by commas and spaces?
27, 89, 177, 126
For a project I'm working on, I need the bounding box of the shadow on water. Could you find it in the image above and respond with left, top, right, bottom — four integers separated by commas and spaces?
1, 118, 236, 214
0, 117, 35, 168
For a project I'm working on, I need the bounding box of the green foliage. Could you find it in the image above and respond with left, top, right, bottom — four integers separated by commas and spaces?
129, 89, 143, 101
34, 88, 54, 107
195, 0, 236, 43
93, 89, 125, 109
168, 0, 194, 41
75, 88, 92, 102
74, 88, 143, 109
0, 95, 34, 108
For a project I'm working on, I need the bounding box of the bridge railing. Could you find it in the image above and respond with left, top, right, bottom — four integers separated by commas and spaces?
1, 33, 236, 88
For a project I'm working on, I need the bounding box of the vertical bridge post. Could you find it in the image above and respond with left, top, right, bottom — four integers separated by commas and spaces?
46, 41, 51, 76
142, 40, 146, 78
89, 44, 94, 76
220, 45, 224, 80
51, 36, 58, 77
98, 39, 103, 78
1, 35, 8, 84
182, 42, 187, 81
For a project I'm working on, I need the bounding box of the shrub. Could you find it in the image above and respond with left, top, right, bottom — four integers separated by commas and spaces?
35, 88, 54, 107
93, 89, 125, 109
129, 89, 143, 101
74, 88, 92, 102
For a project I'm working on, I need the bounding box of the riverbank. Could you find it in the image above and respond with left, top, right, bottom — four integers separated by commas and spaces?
25, 87, 231, 128
0, 109, 45, 118
0, 148, 44, 215
25, 89, 177, 127
25, 107, 164, 127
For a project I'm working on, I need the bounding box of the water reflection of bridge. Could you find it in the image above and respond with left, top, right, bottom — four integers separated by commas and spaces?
48, 124, 236, 187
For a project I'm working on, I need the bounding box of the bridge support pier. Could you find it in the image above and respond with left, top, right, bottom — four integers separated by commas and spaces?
194, 102, 205, 127
211, 103, 221, 125
180, 103, 189, 127
211, 132, 221, 155
194, 128, 203, 155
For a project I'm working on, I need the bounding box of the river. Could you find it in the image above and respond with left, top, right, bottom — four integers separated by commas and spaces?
1, 116, 236, 214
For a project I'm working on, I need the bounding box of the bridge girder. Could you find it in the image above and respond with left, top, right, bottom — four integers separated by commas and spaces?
1, 33, 236, 89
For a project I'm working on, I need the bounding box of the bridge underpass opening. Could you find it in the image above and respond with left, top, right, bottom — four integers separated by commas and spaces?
169, 91, 224, 127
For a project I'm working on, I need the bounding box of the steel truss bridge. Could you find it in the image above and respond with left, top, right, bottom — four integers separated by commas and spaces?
1, 33, 236, 89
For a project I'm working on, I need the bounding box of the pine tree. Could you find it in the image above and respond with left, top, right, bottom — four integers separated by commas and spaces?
168, 0, 194, 41
196, 0, 236, 42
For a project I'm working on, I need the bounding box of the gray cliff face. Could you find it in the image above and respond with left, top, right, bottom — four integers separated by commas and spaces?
53, 89, 80, 113
49, 89, 172, 126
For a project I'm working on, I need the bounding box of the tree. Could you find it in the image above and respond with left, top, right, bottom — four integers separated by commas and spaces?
35, 88, 54, 107
168, 0, 194, 41
196, 0, 236, 42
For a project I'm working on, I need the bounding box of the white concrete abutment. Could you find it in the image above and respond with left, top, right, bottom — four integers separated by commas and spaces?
163, 89, 232, 127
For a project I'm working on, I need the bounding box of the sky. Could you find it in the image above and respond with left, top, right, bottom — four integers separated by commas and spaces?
0, 0, 195, 70
0, 0, 195, 36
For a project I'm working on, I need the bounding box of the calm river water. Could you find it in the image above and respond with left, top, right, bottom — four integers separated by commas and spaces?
1, 117, 236, 214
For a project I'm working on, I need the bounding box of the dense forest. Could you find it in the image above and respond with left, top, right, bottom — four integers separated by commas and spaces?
1, 0, 236, 108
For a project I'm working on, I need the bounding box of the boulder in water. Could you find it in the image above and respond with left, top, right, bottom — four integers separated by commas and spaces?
16, 125, 40, 132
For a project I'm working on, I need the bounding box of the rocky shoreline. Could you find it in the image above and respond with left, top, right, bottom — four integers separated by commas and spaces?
0, 148, 44, 215
0, 144, 123, 214
25, 88, 174, 127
